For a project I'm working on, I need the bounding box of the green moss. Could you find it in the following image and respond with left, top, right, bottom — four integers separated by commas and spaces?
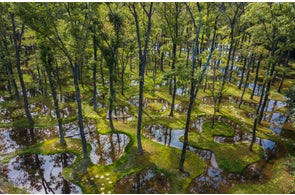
0, 179, 29, 194
230, 157, 295, 193
202, 121, 236, 137
185, 121, 263, 173
148, 101, 164, 111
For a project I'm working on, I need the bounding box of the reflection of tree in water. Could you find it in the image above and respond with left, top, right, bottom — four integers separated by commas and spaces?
6, 153, 81, 194
89, 133, 130, 165
115, 168, 170, 194
4, 127, 58, 153
9, 128, 36, 148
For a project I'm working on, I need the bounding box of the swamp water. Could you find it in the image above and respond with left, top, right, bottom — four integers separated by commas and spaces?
64, 121, 130, 165
115, 168, 170, 194
142, 116, 286, 193
3, 153, 82, 194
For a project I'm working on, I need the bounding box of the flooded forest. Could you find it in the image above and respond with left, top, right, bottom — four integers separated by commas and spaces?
1, 2, 295, 194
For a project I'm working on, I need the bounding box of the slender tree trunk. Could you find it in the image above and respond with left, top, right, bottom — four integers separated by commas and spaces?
160, 52, 164, 72
93, 36, 98, 111
238, 57, 250, 109
228, 41, 239, 82
179, 2, 219, 174
54, 60, 62, 101
250, 82, 266, 151
169, 3, 180, 117
238, 57, 247, 89
2, 35, 20, 102
217, 3, 242, 111
43, 46, 66, 146
11, 13, 34, 126
258, 38, 279, 125
278, 50, 290, 93
108, 61, 115, 131
211, 60, 217, 128
72, 64, 88, 173
130, 3, 153, 155
250, 54, 262, 99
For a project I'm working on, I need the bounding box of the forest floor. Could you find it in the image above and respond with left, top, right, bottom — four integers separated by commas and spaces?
0, 63, 295, 193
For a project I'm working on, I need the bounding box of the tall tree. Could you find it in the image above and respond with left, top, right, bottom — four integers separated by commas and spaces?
39, 38, 66, 146
179, 2, 221, 174
10, 12, 34, 126
129, 2, 154, 155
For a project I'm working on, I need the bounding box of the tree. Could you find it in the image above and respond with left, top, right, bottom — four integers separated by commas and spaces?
92, 3, 124, 131
129, 2, 154, 155
39, 38, 66, 146
179, 2, 221, 174
10, 11, 34, 126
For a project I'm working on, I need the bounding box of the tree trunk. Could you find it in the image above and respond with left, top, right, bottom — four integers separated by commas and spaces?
2, 34, 20, 102
179, 2, 219, 174
93, 36, 98, 111
108, 62, 115, 131
169, 3, 180, 117
11, 13, 34, 126
258, 39, 279, 125
72, 64, 88, 174
250, 82, 266, 151
250, 54, 262, 99
130, 3, 153, 155
228, 41, 239, 82
278, 50, 290, 93
55, 60, 63, 102
238, 57, 250, 109
238, 57, 247, 89
43, 46, 66, 146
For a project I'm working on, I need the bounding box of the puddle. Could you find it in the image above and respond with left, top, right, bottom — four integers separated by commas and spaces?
115, 168, 170, 194
128, 96, 168, 113
64, 121, 130, 165
0, 127, 59, 154
87, 132, 130, 165
107, 106, 132, 122
190, 116, 209, 132
4, 153, 82, 194
176, 86, 189, 96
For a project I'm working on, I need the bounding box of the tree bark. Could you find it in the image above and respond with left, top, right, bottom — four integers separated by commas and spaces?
130, 3, 153, 155
250, 54, 262, 99
11, 13, 34, 126
278, 50, 290, 93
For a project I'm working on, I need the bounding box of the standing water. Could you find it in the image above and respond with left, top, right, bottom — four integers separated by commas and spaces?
4, 153, 82, 194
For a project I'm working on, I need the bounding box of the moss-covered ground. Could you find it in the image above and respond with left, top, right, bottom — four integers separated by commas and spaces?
0, 61, 295, 193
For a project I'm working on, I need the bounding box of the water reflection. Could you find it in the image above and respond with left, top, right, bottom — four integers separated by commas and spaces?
128, 96, 169, 113
88, 132, 130, 165
115, 168, 170, 194
64, 121, 130, 165
107, 106, 132, 122
0, 127, 59, 154
4, 153, 82, 194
